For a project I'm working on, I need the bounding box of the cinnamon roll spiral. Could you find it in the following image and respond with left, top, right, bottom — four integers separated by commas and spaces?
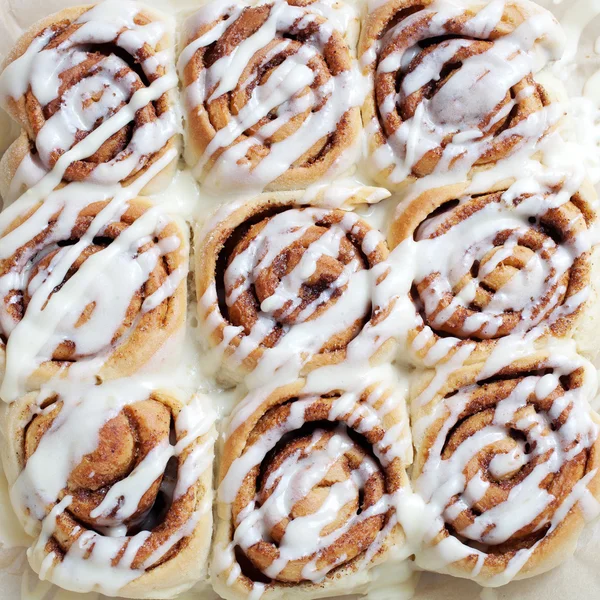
359, 0, 562, 188
389, 181, 597, 367
410, 354, 600, 584
0, 2, 179, 193
1, 384, 215, 598
0, 196, 187, 395
196, 191, 395, 384
180, 0, 361, 192
212, 373, 411, 599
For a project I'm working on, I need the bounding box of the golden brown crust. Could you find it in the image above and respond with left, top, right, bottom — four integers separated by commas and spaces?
0, 131, 32, 202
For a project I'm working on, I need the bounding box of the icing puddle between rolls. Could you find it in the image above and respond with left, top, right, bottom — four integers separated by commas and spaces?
0, 0, 597, 599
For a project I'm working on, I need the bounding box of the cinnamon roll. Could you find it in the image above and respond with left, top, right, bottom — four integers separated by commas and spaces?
196, 191, 396, 384
359, 0, 563, 188
410, 353, 600, 584
1, 383, 215, 598
0, 1, 180, 194
212, 369, 411, 599
0, 195, 188, 399
179, 0, 361, 192
388, 181, 598, 367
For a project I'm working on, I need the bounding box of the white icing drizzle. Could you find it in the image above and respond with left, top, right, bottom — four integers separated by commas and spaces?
3, 143, 47, 206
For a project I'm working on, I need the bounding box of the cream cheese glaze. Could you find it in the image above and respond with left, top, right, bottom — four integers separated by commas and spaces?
0, 0, 597, 599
